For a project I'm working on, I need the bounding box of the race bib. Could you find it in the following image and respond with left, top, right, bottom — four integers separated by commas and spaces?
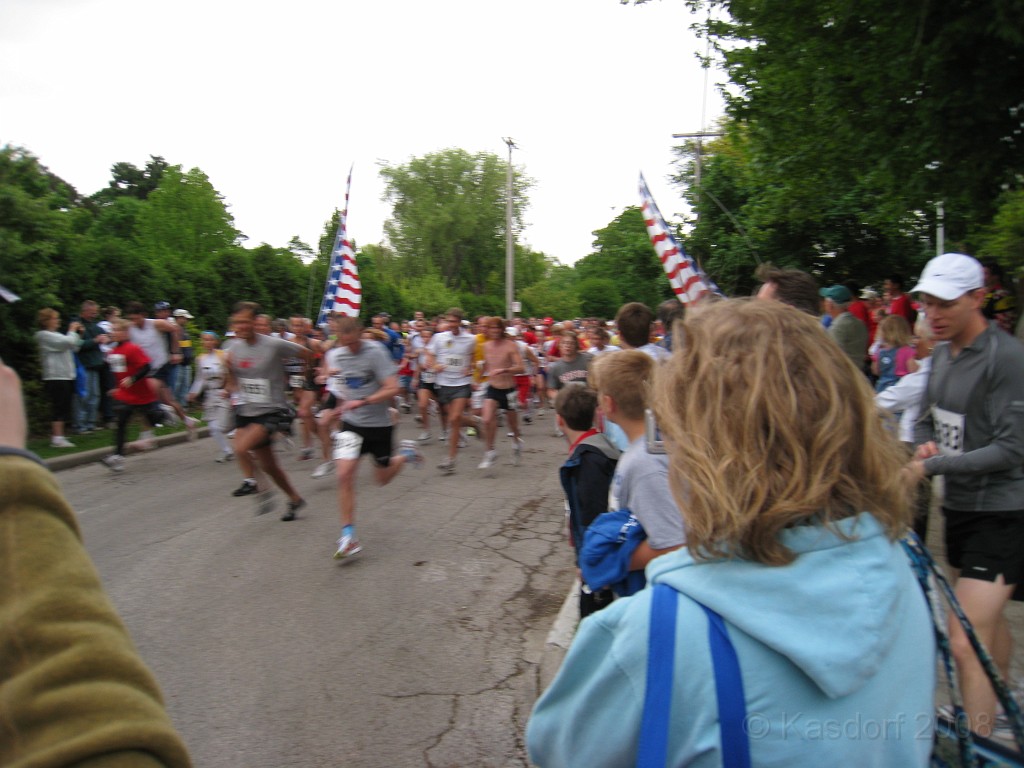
420, 369, 436, 384
239, 377, 271, 404
471, 387, 485, 410
445, 355, 465, 370
108, 354, 126, 374
289, 375, 304, 389
933, 406, 965, 457
332, 430, 363, 461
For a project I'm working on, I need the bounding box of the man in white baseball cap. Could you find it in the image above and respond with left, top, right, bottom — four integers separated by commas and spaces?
908, 252, 1024, 737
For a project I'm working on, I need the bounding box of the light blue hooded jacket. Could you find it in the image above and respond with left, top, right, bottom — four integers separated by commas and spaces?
527, 514, 935, 767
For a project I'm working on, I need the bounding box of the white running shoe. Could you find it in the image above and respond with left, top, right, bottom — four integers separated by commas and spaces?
216, 451, 234, 463
50, 435, 75, 448
478, 450, 497, 470
101, 454, 125, 472
437, 457, 456, 474
458, 433, 469, 448
513, 438, 523, 466
334, 534, 363, 561
160, 403, 182, 426
417, 431, 432, 442
311, 461, 334, 479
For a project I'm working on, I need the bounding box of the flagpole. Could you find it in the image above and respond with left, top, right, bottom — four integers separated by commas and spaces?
503, 137, 517, 322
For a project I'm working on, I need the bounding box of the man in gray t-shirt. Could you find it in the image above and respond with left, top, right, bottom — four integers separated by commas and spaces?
224, 302, 315, 521
325, 315, 422, 562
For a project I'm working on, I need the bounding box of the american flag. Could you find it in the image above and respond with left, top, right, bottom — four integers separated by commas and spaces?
638, 172, 720, 303
316, 165, 361, 326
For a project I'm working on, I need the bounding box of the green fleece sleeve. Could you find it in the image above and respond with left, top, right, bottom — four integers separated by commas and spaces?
0, 456, 192, 768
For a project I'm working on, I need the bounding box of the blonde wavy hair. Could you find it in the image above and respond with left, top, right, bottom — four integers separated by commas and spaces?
652, 298, 911, 566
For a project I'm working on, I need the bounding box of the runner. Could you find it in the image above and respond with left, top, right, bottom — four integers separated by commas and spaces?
425, 308, 478, 474
478, 317, 525, 470
223, 301, 314, 521
324, 315, 422, 561
188, 331, 233, 463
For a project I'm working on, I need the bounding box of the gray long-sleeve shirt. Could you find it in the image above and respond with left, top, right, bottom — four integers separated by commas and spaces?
914, 323, 1024, 512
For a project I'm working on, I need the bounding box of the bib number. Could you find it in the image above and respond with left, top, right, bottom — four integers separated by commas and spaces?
108, 354, 126, 374
289, 375, 304, 389
239, 377, 271, 404
445, 355, 465, 370
332, 430, 364, 461
933, 406, 965, 457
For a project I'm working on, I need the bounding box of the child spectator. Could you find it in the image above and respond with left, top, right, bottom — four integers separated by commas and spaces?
872, 314, 918, 392
555, 385, 621, 618
585, 350, 686, 588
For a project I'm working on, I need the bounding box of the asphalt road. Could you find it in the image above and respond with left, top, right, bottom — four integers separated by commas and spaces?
52, 414, 576, 767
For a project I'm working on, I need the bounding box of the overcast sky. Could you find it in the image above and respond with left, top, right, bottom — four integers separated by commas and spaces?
1, 0, 723, 266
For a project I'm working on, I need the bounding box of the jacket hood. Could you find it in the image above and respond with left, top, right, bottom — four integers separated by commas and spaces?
577, 432, 621, 461
646, 513, 912, 699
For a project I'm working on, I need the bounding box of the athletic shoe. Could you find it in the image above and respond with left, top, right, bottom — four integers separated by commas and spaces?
478, 450, 497, 470
399, 439, 424, 468
334, 534, 363, 561
255, 490, 275, 516
227, 429, 236, 439
554, 428, 564, 438
458, 434, 469, 448
465, 427, 478, 438
413, 414, 423, 424
101, 454, 125, 472
185, 416, 200, 440
523, 414, 533, 425
216, 451, 235, 463
536, 408, 545, 418
513, 438, 524, 466
126, 437, 156, 453
438, 430, 448, 443
311, 461, 334, 479
388, 407, 400, 425
232, 480, 258, 497
50, 436, 75, 448
400, 401, 412, 413
280, 498, 306, 522
159, 403, 182, 426
417, 431, 432, 442
437, 457, 456, 475
299, 447, 315, 461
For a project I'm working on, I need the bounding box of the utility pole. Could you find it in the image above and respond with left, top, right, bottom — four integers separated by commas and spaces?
503, 137, 517, 322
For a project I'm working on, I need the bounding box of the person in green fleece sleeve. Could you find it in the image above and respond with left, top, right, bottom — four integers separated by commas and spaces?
0, 357, 191, 768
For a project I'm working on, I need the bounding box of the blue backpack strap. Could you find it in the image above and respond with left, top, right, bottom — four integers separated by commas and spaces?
638, 583, 677, 768
638, 584, 752, 768
702, 604, 752, 768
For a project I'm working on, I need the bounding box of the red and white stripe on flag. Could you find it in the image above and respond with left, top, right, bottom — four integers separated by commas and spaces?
317, 166, 361, 325
638, 173, 711, 304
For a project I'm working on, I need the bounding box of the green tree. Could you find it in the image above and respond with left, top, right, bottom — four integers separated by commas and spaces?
575, 207, 674, 309
380, 148, 532, 293
520, 263, 581, 319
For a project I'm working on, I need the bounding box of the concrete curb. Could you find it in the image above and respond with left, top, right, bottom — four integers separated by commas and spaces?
44, 427, 211, 472
539, 578, 581, 690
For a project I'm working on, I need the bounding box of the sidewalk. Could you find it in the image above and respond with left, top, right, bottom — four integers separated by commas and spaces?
43, 426, 210, 472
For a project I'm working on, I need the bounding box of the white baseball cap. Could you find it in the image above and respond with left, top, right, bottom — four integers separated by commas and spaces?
911, 253, 984, 301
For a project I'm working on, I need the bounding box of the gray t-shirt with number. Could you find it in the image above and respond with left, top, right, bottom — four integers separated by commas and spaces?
229, 334, 306, 417
325, 340, 395, 428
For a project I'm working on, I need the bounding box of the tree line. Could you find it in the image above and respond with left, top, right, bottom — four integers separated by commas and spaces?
0, 145, 674, 433
626, 0, 1024, 295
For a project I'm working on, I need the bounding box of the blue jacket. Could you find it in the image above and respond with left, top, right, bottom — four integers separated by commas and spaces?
527, 513, 935, 767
